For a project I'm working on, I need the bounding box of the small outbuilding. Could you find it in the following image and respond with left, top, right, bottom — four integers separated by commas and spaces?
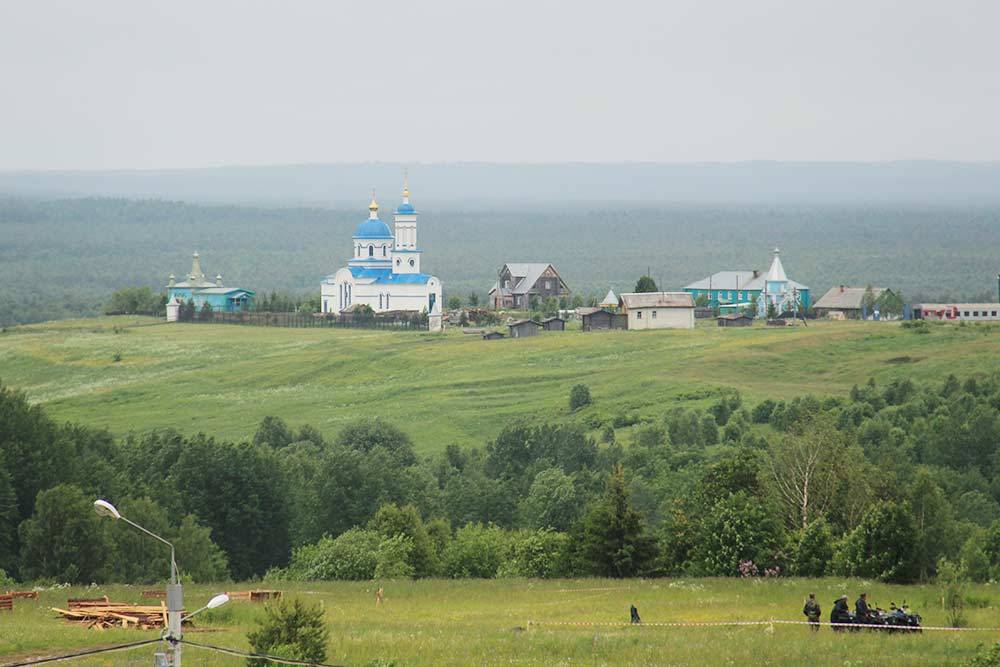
579, 307, 627, 332
508, 319, 542, 338
618, 292, 695, 330
482, 331, 506, 340
540, 316, 566, 331
717, 313, 754, 327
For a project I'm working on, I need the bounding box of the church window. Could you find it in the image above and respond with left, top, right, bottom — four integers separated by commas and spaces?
383, 246, 387, 257
409, 259, 415, 267
323, 299, 328, 313
368, 245, 374, 257
396, 258, 400, 265
379, 293, 383, 309
386, 294, 390, 308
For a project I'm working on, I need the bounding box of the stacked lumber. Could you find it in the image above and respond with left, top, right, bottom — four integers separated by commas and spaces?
226, 589, 282, 603
53, 598, 180, 630
7, 590, 39, 600
0, 594, 12, 612
140, 589, 166, 599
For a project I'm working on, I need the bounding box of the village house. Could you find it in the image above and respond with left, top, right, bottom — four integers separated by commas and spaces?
490, 263, 571, 309
813, 286, 895, 319
618, 292, 695, 330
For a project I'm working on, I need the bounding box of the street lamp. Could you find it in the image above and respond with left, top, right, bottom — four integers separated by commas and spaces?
182, 593, 229, 623
94, 499, 185, 666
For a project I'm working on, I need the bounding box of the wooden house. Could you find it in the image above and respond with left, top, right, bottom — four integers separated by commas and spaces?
490, 264, 571, 309
579, 308, 627, 332
482, 331, 506, 340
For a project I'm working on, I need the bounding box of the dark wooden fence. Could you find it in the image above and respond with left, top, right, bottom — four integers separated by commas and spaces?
184, 310, 427, 331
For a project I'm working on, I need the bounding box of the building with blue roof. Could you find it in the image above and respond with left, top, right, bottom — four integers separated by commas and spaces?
683, 248, 810, 316
165, 251, 255, 318
320, 176, 442, 314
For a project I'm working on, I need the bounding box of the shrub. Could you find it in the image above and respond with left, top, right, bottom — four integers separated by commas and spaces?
790, 519, 833, 577
374, 534, 415, 579
569, 384, 592, 411
833, 502, 918, 582
286, 528, 380, 580
497, 530, 571, 578
247, 598, 329, 667
443, 524, 509, 578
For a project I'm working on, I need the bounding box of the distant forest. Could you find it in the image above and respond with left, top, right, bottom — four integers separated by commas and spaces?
2, 196, 999, 326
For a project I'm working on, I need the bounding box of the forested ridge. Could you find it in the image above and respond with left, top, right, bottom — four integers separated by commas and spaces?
3, 370, 1000, 587
3, 196, 1000, 326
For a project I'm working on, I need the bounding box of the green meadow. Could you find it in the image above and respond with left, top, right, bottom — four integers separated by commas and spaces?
2, 317, 1000, 452
2, 578, 1000, 666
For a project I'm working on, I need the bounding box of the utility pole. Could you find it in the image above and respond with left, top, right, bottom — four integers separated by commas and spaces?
996, 273, 999, 304
94, 499, 196, 667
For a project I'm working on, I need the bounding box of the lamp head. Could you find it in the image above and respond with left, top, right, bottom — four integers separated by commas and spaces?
207, 593, 230, 610
93, 499, 121, 520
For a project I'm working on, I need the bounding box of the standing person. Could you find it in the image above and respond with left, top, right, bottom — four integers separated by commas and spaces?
803, 593, 821, 631
630, 605, 641, 624
855, 592, 871, 624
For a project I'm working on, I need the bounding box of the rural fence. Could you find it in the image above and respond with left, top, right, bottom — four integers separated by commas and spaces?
182, 310, 428, 331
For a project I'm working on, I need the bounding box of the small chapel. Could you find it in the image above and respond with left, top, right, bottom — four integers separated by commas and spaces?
321, 179, 442, 315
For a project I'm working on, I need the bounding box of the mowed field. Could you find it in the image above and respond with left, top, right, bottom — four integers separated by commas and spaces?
2, 578, 1000, 666
3, 317, 1000, 451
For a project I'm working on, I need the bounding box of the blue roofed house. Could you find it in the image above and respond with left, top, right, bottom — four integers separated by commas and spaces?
683, 248, 810, 317
321, 178, 442, 315
166, 252, 254, 318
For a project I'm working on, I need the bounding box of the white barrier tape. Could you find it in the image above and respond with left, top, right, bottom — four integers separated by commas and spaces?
529, 619, 1000, 632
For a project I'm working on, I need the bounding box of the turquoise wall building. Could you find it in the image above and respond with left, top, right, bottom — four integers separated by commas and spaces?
683, 249, 810, 314
167, 252, 254, 312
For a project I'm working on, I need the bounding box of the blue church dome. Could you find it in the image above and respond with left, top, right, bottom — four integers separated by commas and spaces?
354, 218, 393, 238
395, 202, 415, 215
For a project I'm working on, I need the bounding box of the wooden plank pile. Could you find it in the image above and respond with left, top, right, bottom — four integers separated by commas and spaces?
51, 596, 180, 630
140, 589, 166, 599
6, 590, 39, 600
227, 589, 282, 603
0, 594, 12, 612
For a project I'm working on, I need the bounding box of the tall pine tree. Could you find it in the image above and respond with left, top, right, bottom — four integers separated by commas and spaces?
578, 465, 655, 577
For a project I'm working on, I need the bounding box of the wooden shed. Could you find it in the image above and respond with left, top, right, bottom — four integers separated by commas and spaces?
482, 331, 506, 340
508, 319, 542, 338
579, 308, 627, 332
540, 316, 566, 331
717, 313, 754, 327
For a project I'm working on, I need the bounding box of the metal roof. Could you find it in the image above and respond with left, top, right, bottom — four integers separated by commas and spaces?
814, 286, 888, 310
619, 292, 694, 309
502, 263, 556, 295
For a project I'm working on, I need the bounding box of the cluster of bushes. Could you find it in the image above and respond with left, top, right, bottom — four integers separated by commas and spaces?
6, 371, 1000, 585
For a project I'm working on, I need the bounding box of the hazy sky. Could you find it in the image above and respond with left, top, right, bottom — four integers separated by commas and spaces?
2, 0, 999, 170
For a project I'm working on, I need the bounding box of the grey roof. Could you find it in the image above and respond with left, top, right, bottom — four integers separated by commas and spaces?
619, 292, 694, 309
508, 319, 542, 327
504, 263, 555, 294
814, 287, 888, 310
718, 312, 753, 320
540, 316, 566, 323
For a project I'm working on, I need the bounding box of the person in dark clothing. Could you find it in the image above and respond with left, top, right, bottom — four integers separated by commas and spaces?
831, 595, 850, 629
855, 593, 871, 623
803, 593, 821, 631
630, 605, 641, 624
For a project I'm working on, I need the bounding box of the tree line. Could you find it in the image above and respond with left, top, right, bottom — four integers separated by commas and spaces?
3, 372, 1000, 585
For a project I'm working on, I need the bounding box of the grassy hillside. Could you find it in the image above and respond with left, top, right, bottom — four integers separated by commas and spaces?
2, 317, 1000, 452
2, 578, 999, 665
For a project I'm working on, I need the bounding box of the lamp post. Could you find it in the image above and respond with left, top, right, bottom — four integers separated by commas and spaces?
94, 499, 218, 667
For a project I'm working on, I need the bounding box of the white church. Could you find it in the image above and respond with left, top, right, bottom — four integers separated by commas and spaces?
321, 179, 442, 315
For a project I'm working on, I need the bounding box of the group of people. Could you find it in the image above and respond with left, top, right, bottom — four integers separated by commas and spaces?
802, 592, 872, 629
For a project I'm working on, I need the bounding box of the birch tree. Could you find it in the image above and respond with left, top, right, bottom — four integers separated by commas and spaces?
768, 417, 849, 530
